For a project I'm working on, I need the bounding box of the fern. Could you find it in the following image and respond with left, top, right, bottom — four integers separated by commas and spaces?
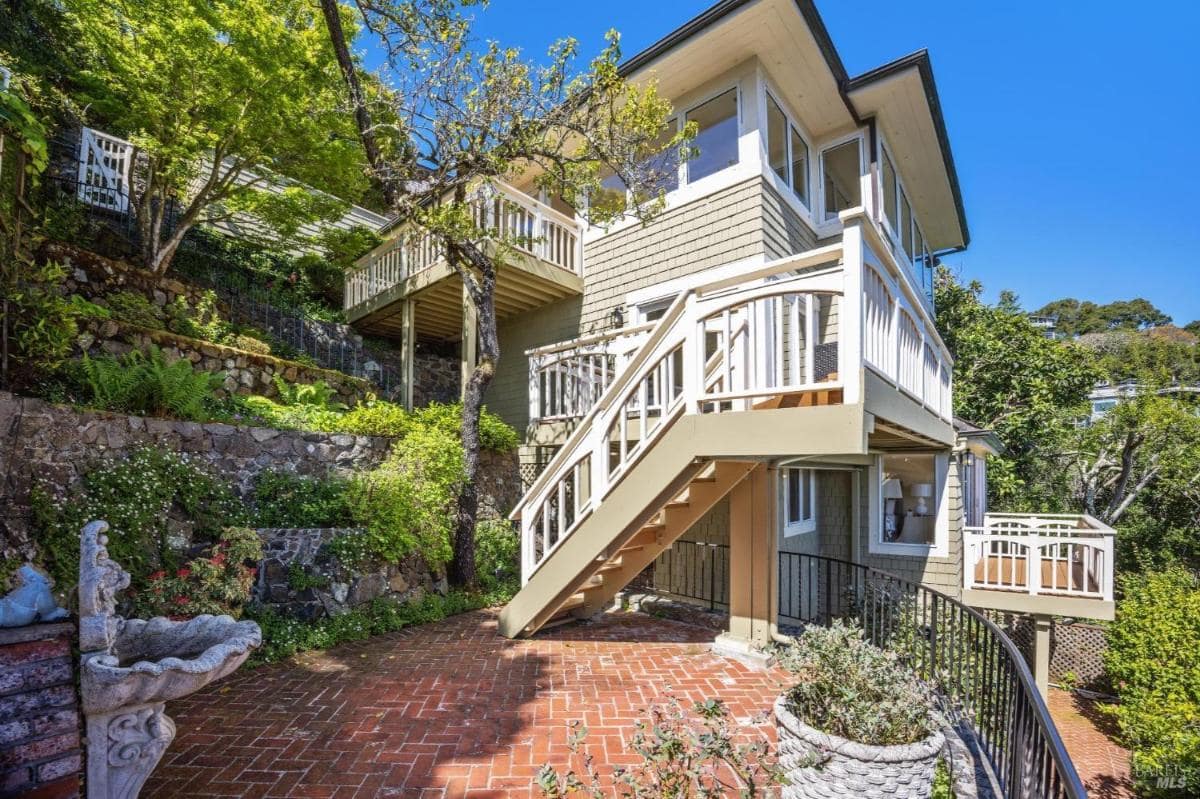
81, 345, 222, 422
272, 374, 345, 410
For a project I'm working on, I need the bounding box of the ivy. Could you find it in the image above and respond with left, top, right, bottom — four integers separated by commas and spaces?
252, 470, 353, 529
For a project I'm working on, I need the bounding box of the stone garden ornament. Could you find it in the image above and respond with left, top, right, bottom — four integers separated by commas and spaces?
78, 520, 262, 799
0, 564, 68, 627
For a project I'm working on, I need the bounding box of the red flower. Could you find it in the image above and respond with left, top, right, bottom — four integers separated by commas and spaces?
149, 570, 167, 581
173, 595, 189, 606
210, 552, 227, 566
248, 567, 258, 578
176, 567, 191, 578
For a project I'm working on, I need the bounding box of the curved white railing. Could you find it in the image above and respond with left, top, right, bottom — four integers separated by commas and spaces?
964, 513, 1116, 602
527, 324, 653, 423
344, 180, 583, 312
515, 248, 847, 583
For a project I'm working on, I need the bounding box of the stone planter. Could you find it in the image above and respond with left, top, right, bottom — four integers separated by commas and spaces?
773, 695, 944, 799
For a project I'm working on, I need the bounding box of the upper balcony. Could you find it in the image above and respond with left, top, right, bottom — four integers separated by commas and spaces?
963, 513, 1116, 619
343, 181, 584, 339
524, 209, 954, 444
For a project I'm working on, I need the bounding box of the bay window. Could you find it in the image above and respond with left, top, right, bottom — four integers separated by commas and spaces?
686, 88, 739, 183
820, 139, 862, 220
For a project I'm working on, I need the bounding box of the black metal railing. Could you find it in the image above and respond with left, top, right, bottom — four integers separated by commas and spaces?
654, 541, 730, 611
778, 552, 1086, 799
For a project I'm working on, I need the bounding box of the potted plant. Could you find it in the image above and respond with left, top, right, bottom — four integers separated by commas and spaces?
773, 620, 944, 798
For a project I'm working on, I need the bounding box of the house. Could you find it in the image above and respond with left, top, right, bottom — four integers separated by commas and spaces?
344, 0, 1115, 694
1028, 313, 1061, 339
1088, 380, 1200, 421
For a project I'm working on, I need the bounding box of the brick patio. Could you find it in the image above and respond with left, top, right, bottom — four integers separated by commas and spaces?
1046, 688, 1133, 799
144, 610, 791, 798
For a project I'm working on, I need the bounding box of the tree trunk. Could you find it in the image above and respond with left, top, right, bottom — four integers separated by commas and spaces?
448, 244, 499, 590
318, 0, 396, 207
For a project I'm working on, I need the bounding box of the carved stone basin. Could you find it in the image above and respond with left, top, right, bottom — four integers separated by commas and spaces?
82, 614, 261, 714
77, 521, 262, 799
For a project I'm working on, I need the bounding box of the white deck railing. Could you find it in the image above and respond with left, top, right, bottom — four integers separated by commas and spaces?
964, 513, 1116, 602
344, 181, 583, 312
527, 325, 654, 423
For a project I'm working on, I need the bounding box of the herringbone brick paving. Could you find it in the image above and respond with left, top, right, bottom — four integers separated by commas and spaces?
144, 609, 790, 798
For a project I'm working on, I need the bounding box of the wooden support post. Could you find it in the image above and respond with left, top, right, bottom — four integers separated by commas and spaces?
1032, 614, 1052, 698
461, 282, 478, 400
401, 299, 415, 410
716, 464, 776, 661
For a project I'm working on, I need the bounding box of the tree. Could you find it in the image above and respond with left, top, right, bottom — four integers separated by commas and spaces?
323, 0, 691, 587
1185, 320, 1200, 338
63, 0, 371, 274
1035, 297, 1172, 337
1078, 328, 1200, 386
935, 269, 1098, 509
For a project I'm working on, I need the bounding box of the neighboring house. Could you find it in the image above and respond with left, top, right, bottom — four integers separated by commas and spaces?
1028, 313, 1061, 339
344, 0, 1115, 694
59, 125, 388, 250
1089, 380, 1200, 421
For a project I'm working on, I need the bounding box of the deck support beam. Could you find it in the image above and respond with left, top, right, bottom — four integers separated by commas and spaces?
716, 464, 777, 661
400, 299, 415, 410
1032, 614, 1052, 698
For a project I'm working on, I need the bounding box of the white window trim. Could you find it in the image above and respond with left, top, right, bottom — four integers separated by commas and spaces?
783, 467, 817, 536
877, 135, 932, 281
761, 84, 815, 226
816, 131, 867, 236
867, 453, 950, 558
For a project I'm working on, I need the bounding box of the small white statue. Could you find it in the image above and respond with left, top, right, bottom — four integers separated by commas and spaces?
0, 564, 69, 627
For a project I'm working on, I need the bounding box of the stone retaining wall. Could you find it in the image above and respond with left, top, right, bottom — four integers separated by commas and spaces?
0, 622, 81, 799
77, 319, 372, 404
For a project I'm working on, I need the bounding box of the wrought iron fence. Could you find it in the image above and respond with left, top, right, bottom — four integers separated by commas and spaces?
653, 541, 730, 610
778, 552, 1086, 799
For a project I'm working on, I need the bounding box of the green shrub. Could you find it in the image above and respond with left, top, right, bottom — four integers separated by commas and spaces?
775, 620, 935, 746
1104, 567, 1200, 797
166, 290, 234, 343
252, 470, 353, 528
129, 526, 262, 619
33, 447, 248, 590
347, 424, 464, 565
80, 344, 223, 421
272, 375, 345, 410
475, 518, 520, 593
244, 587, 503, 665
410, 402, 520, 452
0, 259, 82, 388
231, 333, 271, 355
105, 290, 164, 329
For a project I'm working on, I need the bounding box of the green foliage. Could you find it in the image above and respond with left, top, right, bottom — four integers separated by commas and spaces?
1036, 297, 1173, 337
230, 396, 520, 453
1103, 567, 1200, 798
272, 375, 346, 410
0, 259, 81, 389
244, 588, 507, 665
230, 333, 271, 356
935, 269, 1098, 510
347, 424, 465, 565
252, 470, 353, 529
1079, 327, 1200, 386
166, 290, 233, 343
775, 620, 935, 746
33, 446, 248, 590
104, 290, 164, 329
80, 344, 224, 421
536, 697, 781, 798
286, 562, 329, 592
64, 0, 370, 272
130, 526, 262, 618
475, 519, 520, 593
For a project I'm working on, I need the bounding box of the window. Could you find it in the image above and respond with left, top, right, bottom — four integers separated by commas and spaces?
635, 125, 681, 199
821, 139, 862, 220
882, 147, 898, 230
765, 92, 811, 208
686, 88, 739, 183
875, 452, 948, 554
784, 468, 816, 535
961, 452, 987, 527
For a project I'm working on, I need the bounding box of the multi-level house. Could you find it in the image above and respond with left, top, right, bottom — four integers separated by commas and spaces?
344, 0, 1115, 698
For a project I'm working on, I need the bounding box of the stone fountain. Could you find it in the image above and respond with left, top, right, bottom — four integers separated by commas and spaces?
78, 520, 262, 799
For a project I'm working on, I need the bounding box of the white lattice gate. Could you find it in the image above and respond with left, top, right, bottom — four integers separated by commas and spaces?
77, 127, 132, 213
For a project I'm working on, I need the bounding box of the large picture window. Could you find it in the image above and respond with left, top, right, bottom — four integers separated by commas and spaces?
784, 468, 816, 535
686, 88, 739, 183
874, 452, 949, 556
820, 139, 861, 220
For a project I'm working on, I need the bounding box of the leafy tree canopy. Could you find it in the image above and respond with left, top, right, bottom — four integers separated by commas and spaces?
935, 269, 1098, 509
1077, 327, 1200, 387
62, 0, 373, 273
1035, 297, 1172, 337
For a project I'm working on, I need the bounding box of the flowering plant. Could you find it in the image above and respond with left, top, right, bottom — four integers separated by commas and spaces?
130, 527, 262, 619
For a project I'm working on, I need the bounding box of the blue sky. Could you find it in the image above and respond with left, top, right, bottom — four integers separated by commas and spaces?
362, 1, 1200, 324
